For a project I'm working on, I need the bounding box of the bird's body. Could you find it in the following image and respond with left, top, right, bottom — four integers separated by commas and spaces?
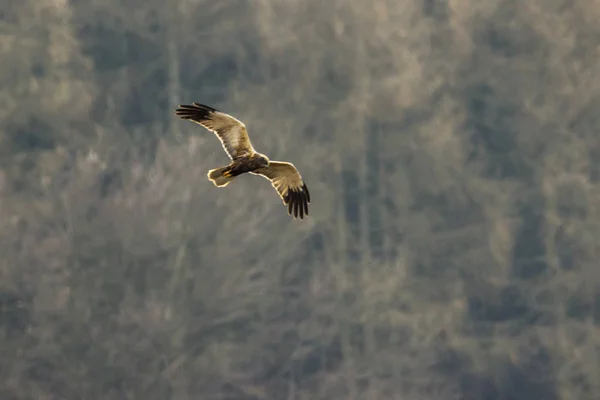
174, 102, 310, 219
226, 153, 271, 178
207, 154, 269, 187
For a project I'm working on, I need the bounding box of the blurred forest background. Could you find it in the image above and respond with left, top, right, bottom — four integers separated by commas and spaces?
1, 0, 600, 399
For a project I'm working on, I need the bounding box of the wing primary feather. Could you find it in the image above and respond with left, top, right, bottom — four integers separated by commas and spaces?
175, 103, 216, 120
287, 195, 294, 215
192, 102, 217, 112
293, 196, 299, 219
303, 196, 309, 216
283, 184, 310, 219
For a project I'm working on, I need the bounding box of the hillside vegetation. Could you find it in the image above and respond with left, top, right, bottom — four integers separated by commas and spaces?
1, 0, 600, 399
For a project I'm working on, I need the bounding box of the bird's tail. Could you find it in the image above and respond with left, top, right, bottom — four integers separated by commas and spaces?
207, 165, 236, 187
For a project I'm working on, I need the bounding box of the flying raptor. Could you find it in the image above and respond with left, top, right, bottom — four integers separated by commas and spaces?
174, 102, 310, 219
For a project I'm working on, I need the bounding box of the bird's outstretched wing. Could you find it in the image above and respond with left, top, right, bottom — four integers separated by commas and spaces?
175, 103, 256, 160
251, 161, 310, 219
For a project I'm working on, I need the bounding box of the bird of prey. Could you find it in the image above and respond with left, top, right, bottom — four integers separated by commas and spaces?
174, 102, 310, 219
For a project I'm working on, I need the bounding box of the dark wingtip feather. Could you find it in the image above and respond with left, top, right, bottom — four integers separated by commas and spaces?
192, 102, 218, 112
294, 197, 300, 219
287, 195, 294, 216
303, 196, 309, 217
303, 183, 310, 204
284, 187, 310, 220
174, 103, 218, 120
298, 193, 305, 219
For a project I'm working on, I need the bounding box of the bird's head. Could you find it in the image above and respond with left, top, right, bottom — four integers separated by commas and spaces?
258, 154, 270, 167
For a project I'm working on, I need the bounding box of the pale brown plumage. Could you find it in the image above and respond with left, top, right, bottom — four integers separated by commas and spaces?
174, 102, 310, 219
